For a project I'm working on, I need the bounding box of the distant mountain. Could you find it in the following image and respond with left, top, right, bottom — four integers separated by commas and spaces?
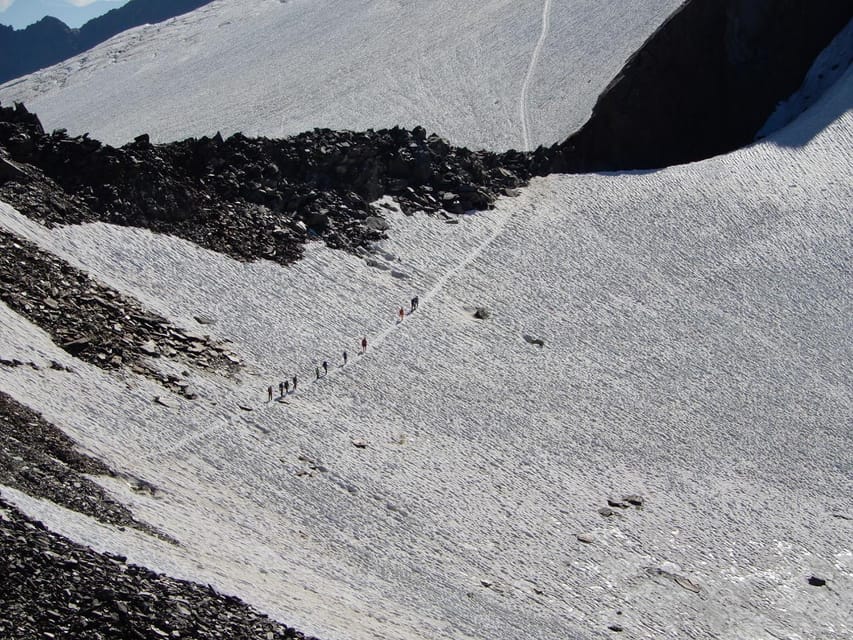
0, 0, 128, 30
0, 0, 213, 85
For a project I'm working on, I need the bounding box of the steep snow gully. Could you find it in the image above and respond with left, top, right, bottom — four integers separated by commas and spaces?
519, 0, 553, 150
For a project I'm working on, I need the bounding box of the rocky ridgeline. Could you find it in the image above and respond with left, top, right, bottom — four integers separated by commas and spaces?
0, 496, 316, 640
0, 102, 547, 266
0, 391, 169, 540
0, 228, 240, 397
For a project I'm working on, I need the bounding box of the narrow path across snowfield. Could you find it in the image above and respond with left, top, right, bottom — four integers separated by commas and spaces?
369, 206, 514, 352
519, 0, 552, 150
140, 204, 516, 460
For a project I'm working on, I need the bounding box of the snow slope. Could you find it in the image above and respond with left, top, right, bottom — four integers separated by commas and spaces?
1, 61, 851, 640
0, 0, 680, 150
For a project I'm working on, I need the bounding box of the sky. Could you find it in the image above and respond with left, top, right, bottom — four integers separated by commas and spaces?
0, 0, 130, 29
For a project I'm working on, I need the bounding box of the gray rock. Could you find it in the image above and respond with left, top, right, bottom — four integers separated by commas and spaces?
364, 216, 390, 231
674, 575, 701, 593
523, 334, 545, 347
0, 156, 28, 181
140, 340, 160, 356
154, 395, 179, 409
303, 211, 329, 230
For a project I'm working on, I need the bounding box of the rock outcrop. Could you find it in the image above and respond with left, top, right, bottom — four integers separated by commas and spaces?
0, 103, 538, 266
0, 227, 241, 394
553, 0, 852, 171
0, 496, 317, 640
0, 391, 169, 539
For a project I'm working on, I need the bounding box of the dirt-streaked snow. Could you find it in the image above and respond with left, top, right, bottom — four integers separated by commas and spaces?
0, 0, 680, 149
1, 56, 851, 639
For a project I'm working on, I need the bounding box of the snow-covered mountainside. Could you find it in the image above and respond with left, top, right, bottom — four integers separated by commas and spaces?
0, 0, 680, 150
1, 53, 851, 640
1, 0, 852, 638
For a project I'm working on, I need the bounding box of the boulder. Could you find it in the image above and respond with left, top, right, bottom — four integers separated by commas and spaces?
303, 210, 329, 230
523, 334, 545, 347
364, 216, 390, 231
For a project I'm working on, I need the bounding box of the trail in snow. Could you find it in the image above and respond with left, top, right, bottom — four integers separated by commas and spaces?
519, 0, 552, 151
366, 207, 513, 352
2, 75, 851, 640
142, 205, 515, 460
0, 1, 682, 151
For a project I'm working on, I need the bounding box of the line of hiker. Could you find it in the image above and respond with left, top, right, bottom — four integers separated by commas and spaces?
265, 294, 420, 402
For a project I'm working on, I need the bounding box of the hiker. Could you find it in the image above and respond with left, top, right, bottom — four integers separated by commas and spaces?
284, 379, 290, 395
361, 336, 368, 354
315, 366, 320, 380
279, 381, 285, 397
398, 307, 405, 323
267, 385, 273, 402
322, 360, 328, 375
342, 350, 348, 365
292, 375, 298, 391
411, 295, 419, 312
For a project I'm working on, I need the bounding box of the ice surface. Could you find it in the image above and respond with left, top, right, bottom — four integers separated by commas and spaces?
1, 65, 851, 639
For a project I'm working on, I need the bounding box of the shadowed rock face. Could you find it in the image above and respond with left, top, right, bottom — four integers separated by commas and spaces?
553, 0, 852, 172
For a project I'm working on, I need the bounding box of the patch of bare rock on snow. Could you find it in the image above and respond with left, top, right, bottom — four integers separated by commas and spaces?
0, 496, 316, 640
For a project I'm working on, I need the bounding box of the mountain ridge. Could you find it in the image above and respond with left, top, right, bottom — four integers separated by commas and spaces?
0, 0, 214, 85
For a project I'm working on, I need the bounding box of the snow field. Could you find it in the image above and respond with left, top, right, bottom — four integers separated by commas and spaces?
1, 45, 852, 640
0, 0, 681, 149
0, 26, 853, 640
